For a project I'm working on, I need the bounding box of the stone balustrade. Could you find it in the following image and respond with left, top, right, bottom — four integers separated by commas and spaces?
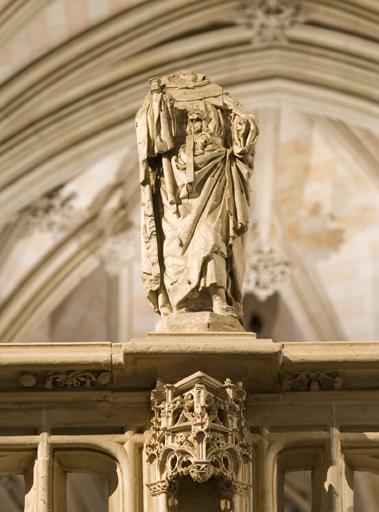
0, 335, 378, 510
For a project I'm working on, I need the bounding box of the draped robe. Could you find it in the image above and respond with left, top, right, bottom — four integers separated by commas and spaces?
136, 75, 258, 318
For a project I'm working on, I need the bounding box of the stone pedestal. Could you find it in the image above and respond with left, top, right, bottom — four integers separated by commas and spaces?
154, 311, 245, 333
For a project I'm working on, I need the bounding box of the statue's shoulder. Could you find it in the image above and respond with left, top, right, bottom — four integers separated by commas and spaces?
161, 71, 223, 104
223, 92, 247, 112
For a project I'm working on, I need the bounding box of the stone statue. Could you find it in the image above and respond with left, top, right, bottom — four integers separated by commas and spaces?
136, 71, 258, 331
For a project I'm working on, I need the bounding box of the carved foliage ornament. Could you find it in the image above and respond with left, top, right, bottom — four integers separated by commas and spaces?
249, 0, 302, 45
22, 187, 84, 236
146, 372, 252, 506
281, 371, 344, 392
19, 371, 111, 389
45, 370, 111, 389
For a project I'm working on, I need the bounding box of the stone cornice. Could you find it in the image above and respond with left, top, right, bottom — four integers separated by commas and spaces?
0, 337, 378, 432
0, 338, 378, 392
0, 337, 377, 365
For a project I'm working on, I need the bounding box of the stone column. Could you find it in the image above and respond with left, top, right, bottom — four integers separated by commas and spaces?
36, 431, 51, 512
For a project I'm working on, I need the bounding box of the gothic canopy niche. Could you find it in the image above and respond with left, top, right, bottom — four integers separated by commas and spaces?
145, 371, 252, 510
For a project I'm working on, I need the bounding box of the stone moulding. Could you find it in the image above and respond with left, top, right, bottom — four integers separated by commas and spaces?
0, 339, 379, 397
145, 371, 252, 507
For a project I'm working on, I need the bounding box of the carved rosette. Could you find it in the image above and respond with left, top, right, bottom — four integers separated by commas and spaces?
250, 0, 302, 46
145, 372, 252, 507
244, 247, 290, 301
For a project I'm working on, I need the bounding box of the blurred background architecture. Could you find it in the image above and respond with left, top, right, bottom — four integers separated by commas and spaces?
0, 0, 378, 510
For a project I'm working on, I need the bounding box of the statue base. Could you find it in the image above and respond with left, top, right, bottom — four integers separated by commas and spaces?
155, 311, 245, 333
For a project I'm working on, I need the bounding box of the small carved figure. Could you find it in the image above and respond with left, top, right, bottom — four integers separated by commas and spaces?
136, 71, 258, 326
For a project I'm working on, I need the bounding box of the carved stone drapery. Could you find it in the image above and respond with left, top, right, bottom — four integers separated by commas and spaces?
145, 372, 252, 509
136, 71, 258, 329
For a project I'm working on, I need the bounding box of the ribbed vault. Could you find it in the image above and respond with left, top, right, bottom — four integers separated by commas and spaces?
1, 0, 379, 221
0, 1, 378, 341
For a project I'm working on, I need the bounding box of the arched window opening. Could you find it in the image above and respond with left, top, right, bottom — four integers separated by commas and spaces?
54, 449, 120, 512
0, 451, 35, 512
345, 452, 379, 512
354, 470, 379, 512
277, 449, 324, 512
0, 474, 25, 512
283, 470, 311, 512
67, 472, 109, 512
